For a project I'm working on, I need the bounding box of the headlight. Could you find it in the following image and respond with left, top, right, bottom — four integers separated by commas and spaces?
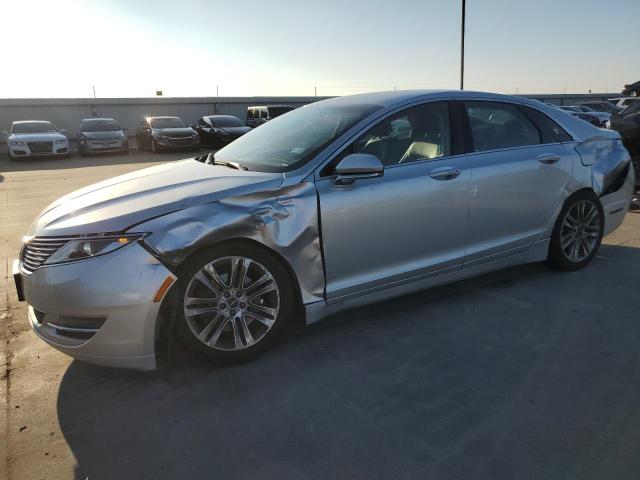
55, 139, 66, 144
11, 141, 25, 146
43, 234, 144, 265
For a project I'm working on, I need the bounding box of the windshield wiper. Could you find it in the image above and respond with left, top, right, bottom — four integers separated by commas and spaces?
201, 152, 248, 171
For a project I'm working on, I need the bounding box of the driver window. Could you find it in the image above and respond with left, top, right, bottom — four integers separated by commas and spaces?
350, 102, 451, 166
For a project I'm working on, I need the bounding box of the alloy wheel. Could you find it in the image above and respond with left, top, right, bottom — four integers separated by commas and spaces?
560, 199, 601, 263
183, 256, 280, 351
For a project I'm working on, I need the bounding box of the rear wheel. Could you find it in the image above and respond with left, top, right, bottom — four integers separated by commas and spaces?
548, 190, 604, 270
175, 243, 295, 364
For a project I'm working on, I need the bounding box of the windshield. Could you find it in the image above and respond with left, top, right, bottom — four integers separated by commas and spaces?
209, 116, 245, 128
268, 106, 294, 118
150, 117, 186, 128
214, 102, 382, 172
12, 122, 57, 134
82, 119, 121, 132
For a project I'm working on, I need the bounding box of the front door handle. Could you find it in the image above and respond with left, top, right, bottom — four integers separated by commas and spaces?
429, 167, 461, 181
537, 154, 560, 164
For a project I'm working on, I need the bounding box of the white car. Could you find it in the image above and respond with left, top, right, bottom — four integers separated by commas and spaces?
3, 120, 70, 160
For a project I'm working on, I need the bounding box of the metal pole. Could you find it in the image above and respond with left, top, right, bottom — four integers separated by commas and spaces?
460, 0, 466, 90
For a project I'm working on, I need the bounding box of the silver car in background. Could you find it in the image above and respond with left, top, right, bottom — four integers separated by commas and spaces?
14, 90, 634, 370
78, 117, 128, 156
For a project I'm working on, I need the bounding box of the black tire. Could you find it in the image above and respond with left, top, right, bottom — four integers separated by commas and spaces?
548, 190, 604, 270
175, 242, 296, 364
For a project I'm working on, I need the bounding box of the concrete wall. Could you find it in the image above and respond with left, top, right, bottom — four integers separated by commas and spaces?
0, 92, 618, 141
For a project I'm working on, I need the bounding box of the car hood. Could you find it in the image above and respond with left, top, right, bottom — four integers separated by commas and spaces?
26, 159, 284, 237
153, 127, 196, 137
10, 133, 66, 142
81, 131, 124, 140
217, 126, 251, 136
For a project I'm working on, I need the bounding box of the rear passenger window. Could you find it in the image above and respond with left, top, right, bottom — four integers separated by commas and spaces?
520, 106, 573, 143
465, 101, 540, 152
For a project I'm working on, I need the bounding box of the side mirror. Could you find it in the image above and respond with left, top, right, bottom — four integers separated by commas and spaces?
333, 153, 383, 185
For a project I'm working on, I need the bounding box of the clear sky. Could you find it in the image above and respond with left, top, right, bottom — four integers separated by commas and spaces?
1, 0, 637, 98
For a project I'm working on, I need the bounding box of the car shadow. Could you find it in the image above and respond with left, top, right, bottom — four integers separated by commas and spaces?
57, 244, 640, 480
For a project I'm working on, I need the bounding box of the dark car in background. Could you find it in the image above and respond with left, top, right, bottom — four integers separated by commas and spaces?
191, 115, 251, 147
78, 118, 128, 156
136, 116, 199, 153
246, 105, 294, 128
577, 101, 621, 114
607, 100, 640, 187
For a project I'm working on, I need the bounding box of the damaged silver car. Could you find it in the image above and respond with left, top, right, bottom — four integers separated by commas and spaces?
13, 91, 635, 370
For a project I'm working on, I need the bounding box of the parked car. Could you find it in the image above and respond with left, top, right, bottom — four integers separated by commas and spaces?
13, 90, 634, 370
246, 105, 294, 128
136, 116, 199, 153
191, 115, 251, 147
572, 105, 611, 125
3, 121, 69, 160
622, 80, 640, 97
557, 106, 604, 127
78, 117, 128, 156
577, 101, 621, 114
607, 99, 640, 187
608, 97, 639, 109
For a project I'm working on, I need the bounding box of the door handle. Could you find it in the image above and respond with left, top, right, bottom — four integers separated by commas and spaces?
537, 154, 560, 164
429, 168, 461, 181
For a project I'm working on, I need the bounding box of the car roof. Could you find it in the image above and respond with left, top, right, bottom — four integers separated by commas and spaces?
148, 116, 181, 120
248, 105, 294, 109
205, 115, 240, 119
12, 120, 52, 124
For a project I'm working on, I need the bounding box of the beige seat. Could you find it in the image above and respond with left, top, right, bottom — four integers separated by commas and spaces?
398, 141, 440, 163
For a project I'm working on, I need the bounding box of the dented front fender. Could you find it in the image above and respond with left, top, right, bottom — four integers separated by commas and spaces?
132, 181, 325, 305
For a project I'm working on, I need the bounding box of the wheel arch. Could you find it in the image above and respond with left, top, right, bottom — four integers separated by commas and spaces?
153, 236, 307, 365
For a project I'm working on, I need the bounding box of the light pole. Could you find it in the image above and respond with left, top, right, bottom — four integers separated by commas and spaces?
460, 0, 466, 90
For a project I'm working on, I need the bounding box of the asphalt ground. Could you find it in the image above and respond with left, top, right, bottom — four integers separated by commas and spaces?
1, 149, 640, 480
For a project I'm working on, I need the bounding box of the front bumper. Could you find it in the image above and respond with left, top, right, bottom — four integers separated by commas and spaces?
80, 138, 128, 153
156, 136, 199, 149
19, 242, 175, 370
9, 142, 69, 157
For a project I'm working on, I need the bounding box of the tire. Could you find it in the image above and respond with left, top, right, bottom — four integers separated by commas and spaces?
175, 242, 296, 364
548, 190, 604, 270
151, 139, 159, 153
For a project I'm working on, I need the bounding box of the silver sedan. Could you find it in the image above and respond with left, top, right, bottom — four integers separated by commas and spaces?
14, 90, 635, 369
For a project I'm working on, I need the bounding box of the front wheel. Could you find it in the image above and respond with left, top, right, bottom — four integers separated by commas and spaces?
175, 243, 296, 364
548, 190, 604, 270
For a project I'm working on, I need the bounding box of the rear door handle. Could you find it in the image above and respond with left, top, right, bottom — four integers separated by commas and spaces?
537, 154, 560, 164
429, 167, 461, 181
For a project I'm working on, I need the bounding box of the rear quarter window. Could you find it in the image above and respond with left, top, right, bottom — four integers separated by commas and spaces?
520, 106, 573, 143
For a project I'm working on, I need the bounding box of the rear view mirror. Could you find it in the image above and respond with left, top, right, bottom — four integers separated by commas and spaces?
333, 153, 384, 185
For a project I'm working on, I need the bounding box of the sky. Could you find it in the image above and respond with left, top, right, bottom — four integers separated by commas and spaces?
0, 0, 638, 98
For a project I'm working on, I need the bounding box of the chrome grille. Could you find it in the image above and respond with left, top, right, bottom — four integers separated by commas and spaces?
21, 237, 71, 274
